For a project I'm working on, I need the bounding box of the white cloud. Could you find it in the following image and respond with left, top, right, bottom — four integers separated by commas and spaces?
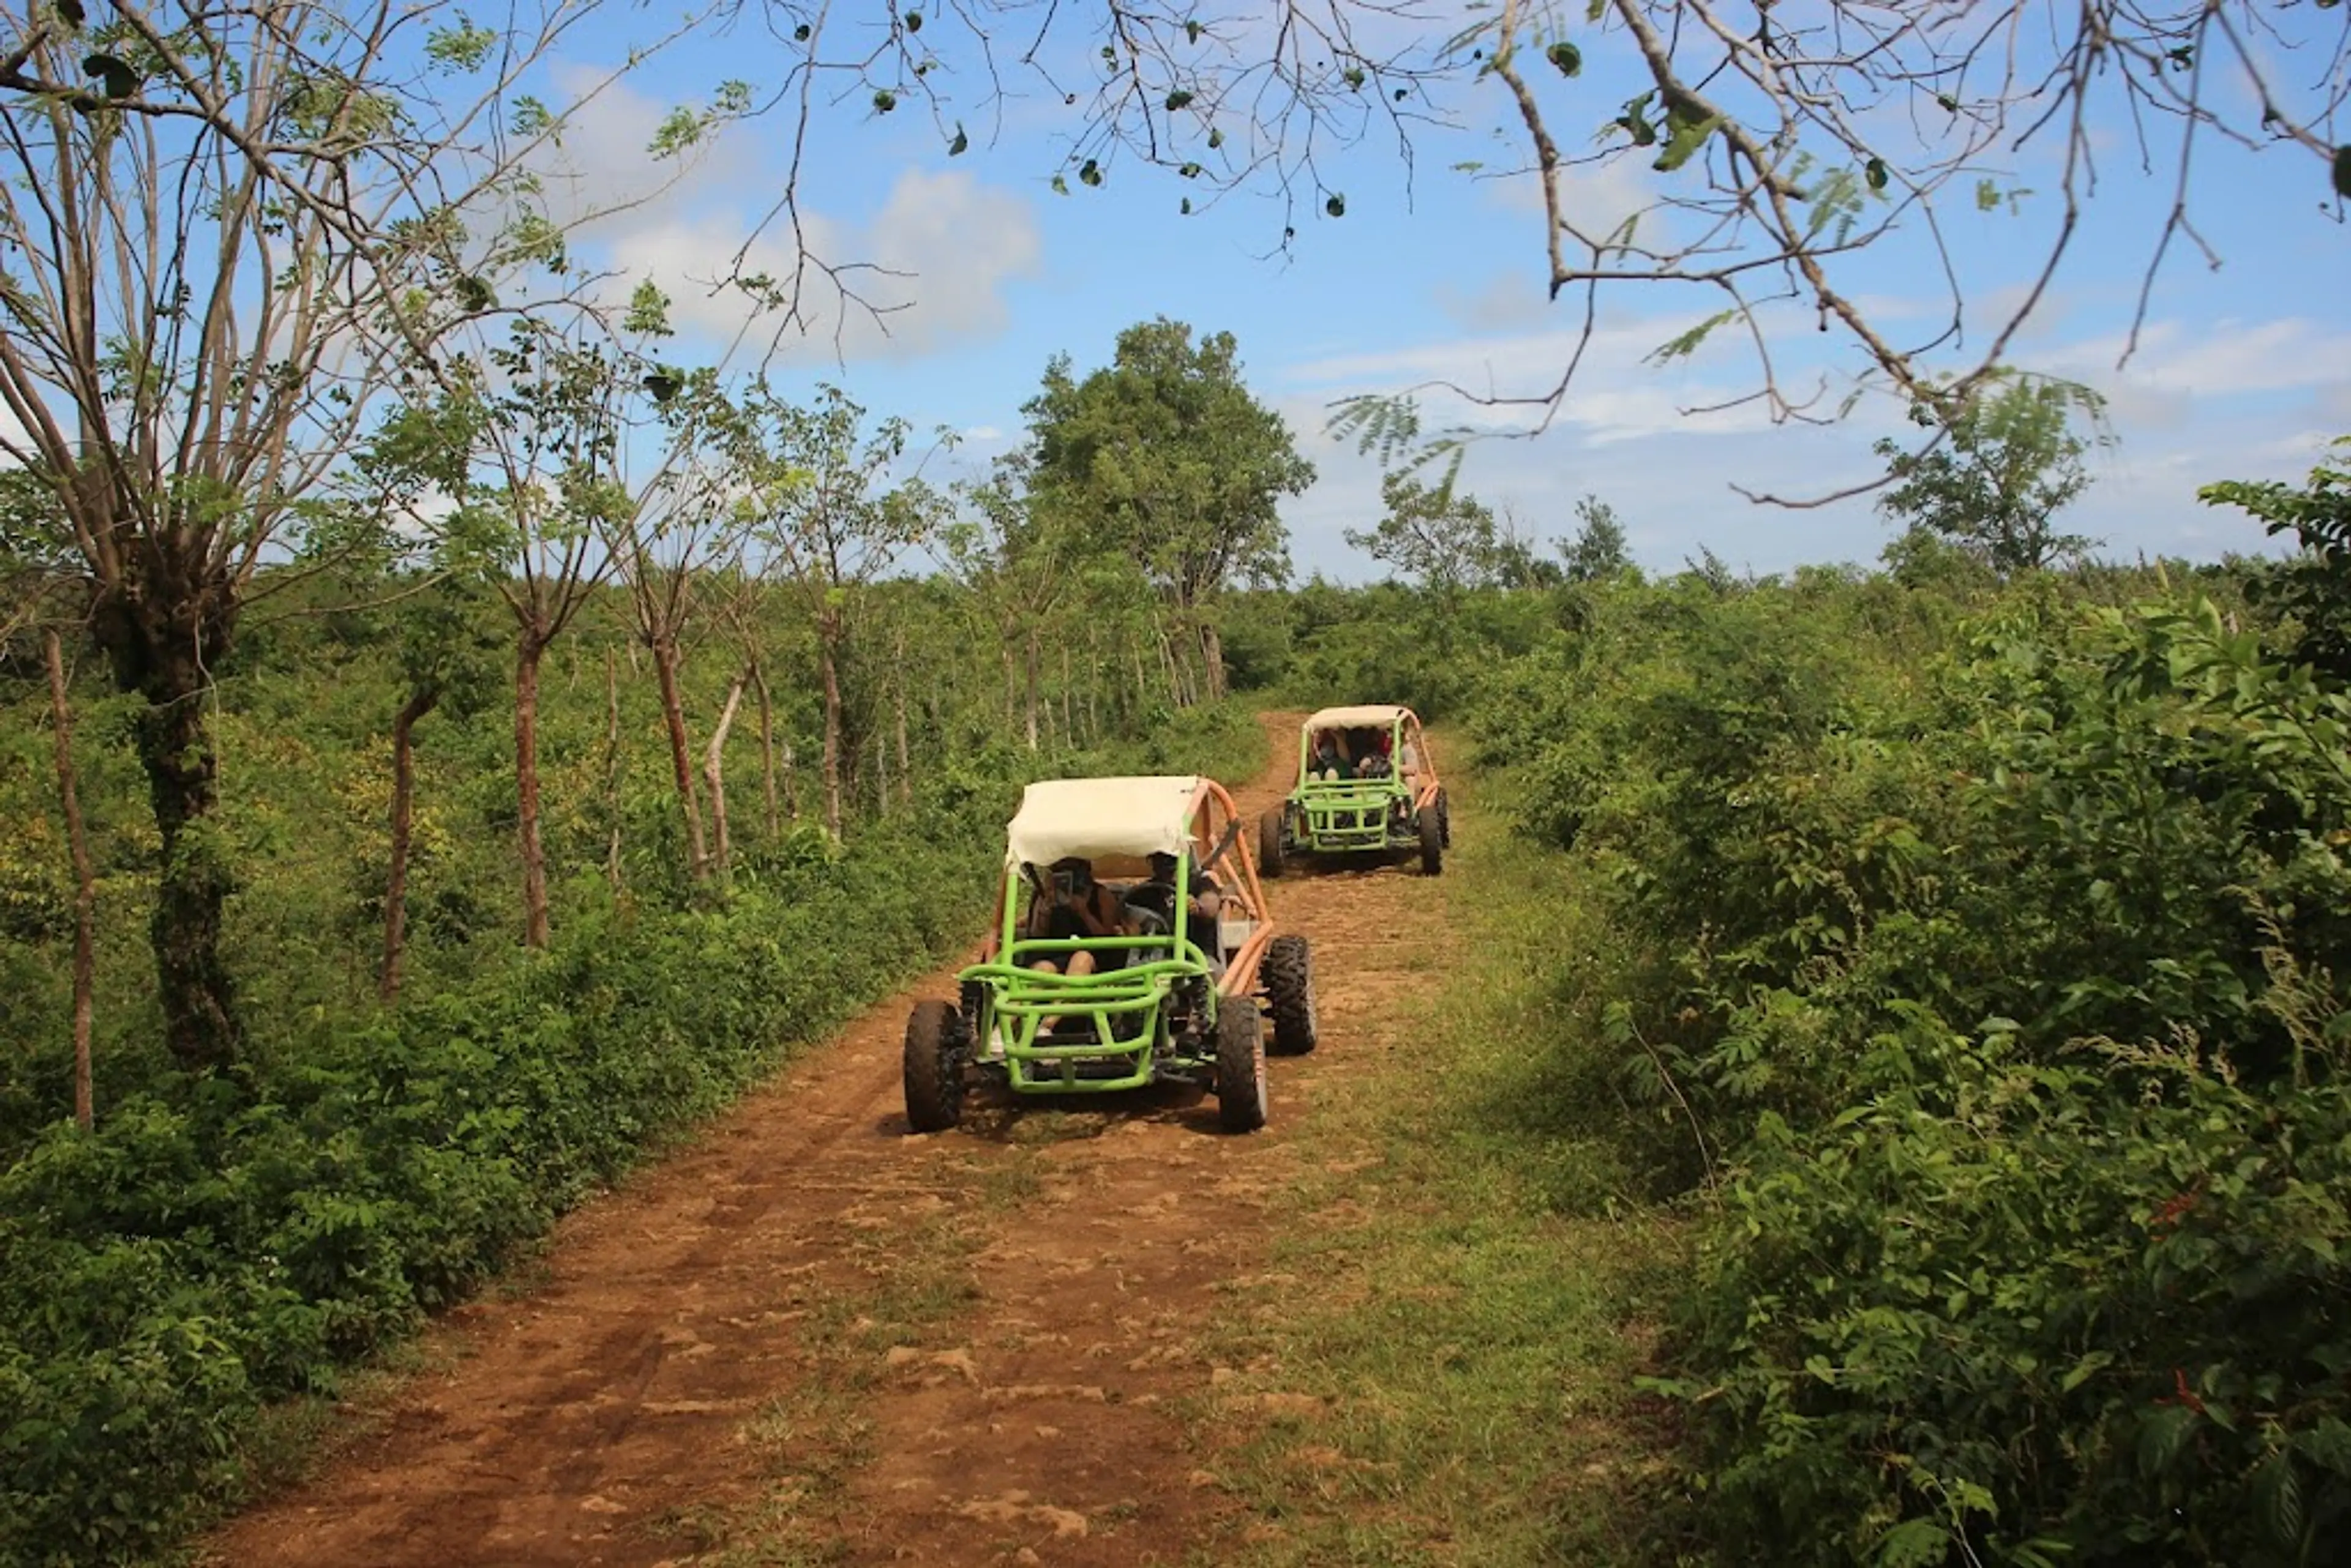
1278, 299, 1867, 446
602, 166, 1043, 362
1273, 305, 2351, 583
2036, 317, 2351, 399
531, 67, 1042, 366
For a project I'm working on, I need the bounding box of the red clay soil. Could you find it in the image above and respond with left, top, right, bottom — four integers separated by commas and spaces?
203, 710, 1444, 1567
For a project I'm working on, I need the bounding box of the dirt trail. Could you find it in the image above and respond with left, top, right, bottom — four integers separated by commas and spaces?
207, 711, 1449, 1567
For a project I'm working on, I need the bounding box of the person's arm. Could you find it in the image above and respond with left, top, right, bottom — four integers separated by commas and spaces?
1190, 870, 1223, 920
1080, 885, 1124, 936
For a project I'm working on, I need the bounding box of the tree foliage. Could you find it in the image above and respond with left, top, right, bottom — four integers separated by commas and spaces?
1019, 317, 1312, 697
1875, 374, 2109, 576
2203, 440, 2351, 683
1346, 472, 1507, 592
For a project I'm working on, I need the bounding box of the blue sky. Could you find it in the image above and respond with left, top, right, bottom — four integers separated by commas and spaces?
531, 4, 2350, 582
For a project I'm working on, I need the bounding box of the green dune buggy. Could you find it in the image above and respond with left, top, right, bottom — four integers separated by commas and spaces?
1258, 704, 1449, 876
902, 774, 1319, 1136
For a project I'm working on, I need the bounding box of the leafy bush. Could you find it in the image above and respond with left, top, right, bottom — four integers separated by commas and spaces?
1454, 550, 2351, 1564
0, 687, 1259, 1562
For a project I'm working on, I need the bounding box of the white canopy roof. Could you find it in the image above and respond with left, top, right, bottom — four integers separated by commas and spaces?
1305, 703, 1411, 730
1005, 776, 1202, 869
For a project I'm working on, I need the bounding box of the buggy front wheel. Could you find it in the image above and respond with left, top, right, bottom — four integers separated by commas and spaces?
903, 999, 969, 1133
1215, 999, 1269, 1133
1258, 806, 1286, 877
1262, 934, 1318, 1056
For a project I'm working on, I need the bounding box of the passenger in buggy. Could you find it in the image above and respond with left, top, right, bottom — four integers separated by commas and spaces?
1024, 856, 1128, 977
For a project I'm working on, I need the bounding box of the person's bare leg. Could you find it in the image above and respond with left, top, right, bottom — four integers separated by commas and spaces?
1037, 950, 1100, 1033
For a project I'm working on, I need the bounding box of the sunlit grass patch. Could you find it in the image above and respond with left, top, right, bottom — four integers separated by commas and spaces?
1196, 778, 1691, 1566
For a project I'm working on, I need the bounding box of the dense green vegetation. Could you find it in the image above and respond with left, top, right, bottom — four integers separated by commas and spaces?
1251, 442, 2351, 1566
0, 299, 1300, 1561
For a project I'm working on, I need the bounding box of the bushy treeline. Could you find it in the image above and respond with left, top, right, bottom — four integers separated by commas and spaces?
0, 572, 1259, 1563
1264, 458, 2351, 1564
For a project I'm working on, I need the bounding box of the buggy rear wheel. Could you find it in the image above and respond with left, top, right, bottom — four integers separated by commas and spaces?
1215, 997, 1268, 1133
1262, 934, 1318, 1056
1417, 803, 1444, 876
1258, 805, 1286, 877
903, 999, 969, 1133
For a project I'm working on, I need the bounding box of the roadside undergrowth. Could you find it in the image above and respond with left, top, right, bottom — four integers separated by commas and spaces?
1190, 771, 1693, 1566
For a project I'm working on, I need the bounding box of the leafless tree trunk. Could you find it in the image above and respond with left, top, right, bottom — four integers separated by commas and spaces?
819, 609, 846, 841
893, 631, 912, 807
781, 732, 800, 822
703, 663, 749, 879
1024, 629, 1042, 752
516, 631, 551, 948
752, 658, 781, 841
44, 631, 96, 1131
1061, 644, 1075, 738
1084, 629, 1100, 743
605, 648, 624, 891
652, 637, 708, 879
1199, 619, 1228, 702
381, 683, 441, 1000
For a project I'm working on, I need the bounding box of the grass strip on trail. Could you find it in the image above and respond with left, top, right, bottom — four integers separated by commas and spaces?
1189, 772, 1691, 1567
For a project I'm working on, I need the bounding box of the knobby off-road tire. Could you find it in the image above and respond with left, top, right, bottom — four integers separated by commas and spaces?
1258, 806, 1286, 877
1215, 997, 1269, 1133
903, 999, 969, 1133
1262, 934, 1318, 1056
1438, 787, 1452, 848
1418, 803, 1444, 876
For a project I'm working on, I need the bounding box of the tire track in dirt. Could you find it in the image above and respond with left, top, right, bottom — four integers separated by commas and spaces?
203, 710, 1452, 1567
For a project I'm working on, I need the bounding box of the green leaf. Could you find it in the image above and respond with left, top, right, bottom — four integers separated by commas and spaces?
1051, 173, 1069, 196
948, 123, 967, 156
1325, 192, 1346, 217
1547, 42, 1582, 78
1187, 20, 1202, 43
793, 23, 811, 41
1179, 162, 1201, 178
1866, 157, 1889, 190
2256, 1450, 2307, 1547
1166, 89, 1194, 111
872, 89, 897, 113
1344, 67, 1366, 90
2059, 1349, 2114, 1392
642, 369, 683, 404
906, 10, 923, 32
1644, 310, 1734, 366
1180, 197, 1192, 215
1873, 1518, 1950, 1568
58, 0, 87, 28
1652, 112, 1720, 172
2333, 145, 2351, 199
1207, 126, 1224, 149
1078, 159, 1103, 187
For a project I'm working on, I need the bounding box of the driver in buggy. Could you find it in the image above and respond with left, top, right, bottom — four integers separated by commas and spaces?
1124, 849, 1226, 976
